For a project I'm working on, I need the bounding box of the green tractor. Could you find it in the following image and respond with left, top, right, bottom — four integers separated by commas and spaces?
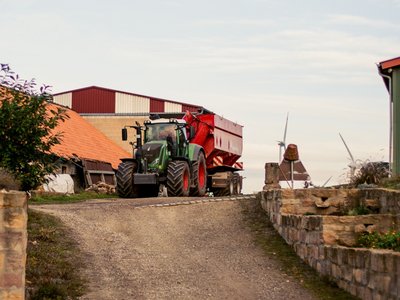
116, 118, 207, 198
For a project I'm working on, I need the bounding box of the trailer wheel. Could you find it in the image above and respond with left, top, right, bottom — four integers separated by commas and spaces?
190, 152, 207, 197
212, 181, 233, 197
116, 161, 139, 198
212, 172, 234, 196
167, 161, 190, 197
233, 173, 242, 195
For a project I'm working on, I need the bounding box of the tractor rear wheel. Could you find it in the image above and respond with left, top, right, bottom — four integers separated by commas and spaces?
167, 161, 190, 197
190, 152, 207, 197
116, 161, 139, 198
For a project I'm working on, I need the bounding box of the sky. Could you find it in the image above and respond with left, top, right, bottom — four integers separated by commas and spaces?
1, 0, 400, 193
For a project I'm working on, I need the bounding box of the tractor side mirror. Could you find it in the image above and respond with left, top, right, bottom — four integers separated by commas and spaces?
122, 128, 128, 141
189, 126, 196, 140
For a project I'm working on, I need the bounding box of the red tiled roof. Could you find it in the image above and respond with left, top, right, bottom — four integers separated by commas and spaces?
49, 103, 130, 169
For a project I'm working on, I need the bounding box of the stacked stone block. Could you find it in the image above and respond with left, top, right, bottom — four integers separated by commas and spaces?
259, 189, 400, 300
360, 189, 400, 215
0, 191, 27, 300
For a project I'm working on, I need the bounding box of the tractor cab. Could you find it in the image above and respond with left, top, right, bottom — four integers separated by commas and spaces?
143, 119, 188, 155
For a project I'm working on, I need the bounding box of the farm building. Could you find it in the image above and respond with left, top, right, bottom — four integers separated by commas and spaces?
49, 102, 130, 190
0, 84, 130, 191
53, 86, 203, 153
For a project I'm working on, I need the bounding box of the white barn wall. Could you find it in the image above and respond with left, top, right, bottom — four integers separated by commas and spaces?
115, 92, 150, 114
164, 102, 182, 112
53, 92, 72, 108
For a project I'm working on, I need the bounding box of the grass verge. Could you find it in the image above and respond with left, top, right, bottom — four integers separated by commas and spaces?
30, 191, 118, 205
26, 209, 87, 299
240, 199, 359, 300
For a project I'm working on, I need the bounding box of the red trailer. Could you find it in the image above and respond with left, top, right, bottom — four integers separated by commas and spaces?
184, 110, 244, 196
116, 109, 244, 198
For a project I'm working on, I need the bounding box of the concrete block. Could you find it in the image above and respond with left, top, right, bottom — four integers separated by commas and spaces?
4, 208, 26, 230
355, 248, 370, 268
378, 275, 392, 294
323, 230, 338, 245
337, 248, 348, 265
2, 271, 23, 288
341, 264, 352, 282
353, 268, 367, 284
363, 287, 373, 300
328, 246, 338, 264
396, 253, 400, 275
5, 252, 25, 272
372, 290, 382, 300
331, 263, 341, 279
384, 252, 396, 273
0, 233, 24, 252
371, 251, 386, 273
388, 274, 398, 298
347, 248, 356, 267
356, 286, 366, 299
3, 192, 27, 208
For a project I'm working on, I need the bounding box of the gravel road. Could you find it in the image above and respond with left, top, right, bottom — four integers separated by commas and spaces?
33, 196, 317, 300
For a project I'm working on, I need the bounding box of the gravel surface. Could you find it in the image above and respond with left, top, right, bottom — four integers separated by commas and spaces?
33, 197, 317, 300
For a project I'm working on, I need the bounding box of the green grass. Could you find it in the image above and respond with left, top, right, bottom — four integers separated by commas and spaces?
240, 199, 359, 300
347, 205, 372, 216
26, 209, 87, 299
30, 191, 118, 204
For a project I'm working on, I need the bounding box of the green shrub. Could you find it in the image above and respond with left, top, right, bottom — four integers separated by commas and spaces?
347, 205, 372, 216
357, 230, 400, 252
0, 64, 68, 191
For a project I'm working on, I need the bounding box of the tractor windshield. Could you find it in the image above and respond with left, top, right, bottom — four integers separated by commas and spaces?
145, 123, 177, 142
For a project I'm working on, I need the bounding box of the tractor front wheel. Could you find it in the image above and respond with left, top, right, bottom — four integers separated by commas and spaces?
116, 161, 139, 198
167, 161, 190, 197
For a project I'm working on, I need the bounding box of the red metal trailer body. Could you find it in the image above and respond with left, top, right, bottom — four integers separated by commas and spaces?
184, 111, 244, 195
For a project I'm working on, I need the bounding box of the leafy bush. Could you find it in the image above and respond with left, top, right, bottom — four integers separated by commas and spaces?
0, 64, 68, 190
357, 230, 400, 252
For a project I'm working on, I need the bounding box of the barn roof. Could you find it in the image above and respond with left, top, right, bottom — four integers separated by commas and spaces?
54, 85, 203, 110
49, 103, 130, 169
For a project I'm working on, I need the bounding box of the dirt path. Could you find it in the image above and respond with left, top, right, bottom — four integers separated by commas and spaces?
33, 196, 317, 300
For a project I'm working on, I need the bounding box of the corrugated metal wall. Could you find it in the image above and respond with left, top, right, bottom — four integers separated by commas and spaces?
53, 92, 72, 108
164, 102, 182, 112
150, 99, 165, 112
54, 86, 203, 115
115, 92, 150, 114
72, 87, 115, 113
181, 104, 199, 112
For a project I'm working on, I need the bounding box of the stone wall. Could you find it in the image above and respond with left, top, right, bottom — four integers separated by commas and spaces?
0, 191, 28, 300
359, 189, 400, 215
260, 189, 400, 300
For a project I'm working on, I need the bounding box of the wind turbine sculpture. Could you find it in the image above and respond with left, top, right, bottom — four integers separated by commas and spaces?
339, 133, 357, 178
276, 113, 311, 188
277, 113, 289, 162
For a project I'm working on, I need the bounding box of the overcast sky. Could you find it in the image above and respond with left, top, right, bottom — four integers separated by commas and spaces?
2, 0, 400, 192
